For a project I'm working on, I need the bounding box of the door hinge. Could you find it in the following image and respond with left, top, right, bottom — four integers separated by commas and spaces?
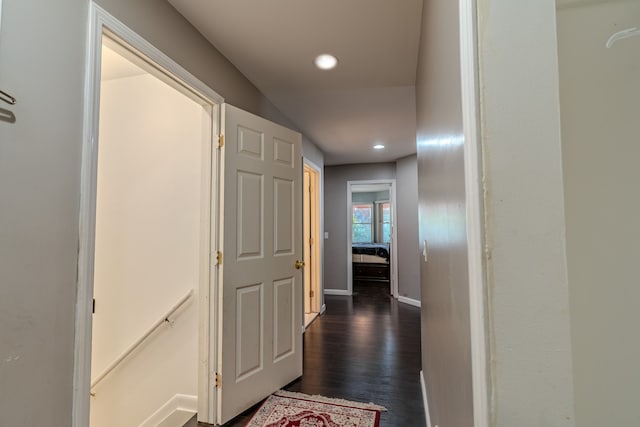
216, 251, 223, 265
310, 290, 315, 298
309, 237, 314, 246
92, 298, 96, 314
215, 372, 222, 388
218, 134, 225, 149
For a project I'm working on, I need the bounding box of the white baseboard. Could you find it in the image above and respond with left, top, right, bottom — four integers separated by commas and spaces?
139, 394, 197, 427
321, 303, 326, 314
303, 312, 319, 331
398, 296, 421, 308
420, 370, 432, 427
324, 289, 350, 296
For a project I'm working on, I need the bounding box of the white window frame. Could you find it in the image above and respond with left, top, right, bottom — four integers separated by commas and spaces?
375, 200, 391, 243
352, 202, 374, 243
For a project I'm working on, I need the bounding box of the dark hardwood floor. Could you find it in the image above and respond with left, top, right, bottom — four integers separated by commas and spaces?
186, 280, 423, 426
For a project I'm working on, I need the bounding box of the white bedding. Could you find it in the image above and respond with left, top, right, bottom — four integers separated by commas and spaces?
352, 254, 389, 264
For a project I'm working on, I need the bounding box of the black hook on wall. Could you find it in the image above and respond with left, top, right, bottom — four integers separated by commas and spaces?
0, 89, 16, 105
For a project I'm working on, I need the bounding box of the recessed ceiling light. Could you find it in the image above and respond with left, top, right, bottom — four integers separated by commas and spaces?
314, 54, 338, 70
373, 144, 385, 150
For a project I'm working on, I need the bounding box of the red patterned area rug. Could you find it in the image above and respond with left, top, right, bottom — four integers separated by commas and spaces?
245, 390, 386, 427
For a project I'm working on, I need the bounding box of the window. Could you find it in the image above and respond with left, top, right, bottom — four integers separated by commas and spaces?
352, 203, 373, 243
377, 201, 391, 243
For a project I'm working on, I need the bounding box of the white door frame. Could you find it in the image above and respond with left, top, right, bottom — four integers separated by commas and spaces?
72, 4, 223, 426
460, 0, 490, 426
303, 159, 324, 314
346, 179, 398, 297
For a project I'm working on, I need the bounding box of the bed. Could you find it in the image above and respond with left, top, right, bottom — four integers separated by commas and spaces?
352, 243, 390, 282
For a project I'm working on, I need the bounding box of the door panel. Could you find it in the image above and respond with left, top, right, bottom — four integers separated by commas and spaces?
219, 104, 303, 424
273, 137, 295, 167
274, 178, 294, 255
235, 283, 263, 380
273, 277, 295, 361
238, 126, 264, 159
237, 172, 263, 259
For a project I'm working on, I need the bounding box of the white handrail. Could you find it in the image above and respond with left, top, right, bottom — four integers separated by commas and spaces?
90, 289, 194, 390
606, 27, 640, 48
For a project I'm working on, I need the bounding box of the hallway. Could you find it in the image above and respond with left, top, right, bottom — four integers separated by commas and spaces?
190, 281, 423, 426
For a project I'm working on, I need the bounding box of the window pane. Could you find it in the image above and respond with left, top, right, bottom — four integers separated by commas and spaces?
353, 205, 372, 223
353, 224, 372, 243
382, 203, 391, 222
382, 223, 391, 243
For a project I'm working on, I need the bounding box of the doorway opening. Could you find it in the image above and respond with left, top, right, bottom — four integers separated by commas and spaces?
303, 161, 322, 328
74, 6, 223, 427
347, 180, 398, 298
88, 37, 213, 427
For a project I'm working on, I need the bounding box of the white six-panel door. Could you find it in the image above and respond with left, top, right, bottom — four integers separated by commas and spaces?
218, 104, 303, 424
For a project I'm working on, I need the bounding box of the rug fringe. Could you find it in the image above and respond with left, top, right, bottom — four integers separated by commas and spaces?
274, 390, 387, 412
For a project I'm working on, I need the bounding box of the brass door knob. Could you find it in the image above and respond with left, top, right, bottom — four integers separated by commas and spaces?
295, 260, 305, 269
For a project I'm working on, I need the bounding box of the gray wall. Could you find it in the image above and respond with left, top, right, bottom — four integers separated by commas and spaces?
259, 95, 326, 167
324, 161, 419, 299
558, 1, 640, 425
477, 0, 575, 425
415, 0, 577, 424
302, 136, 324, 170
415, 0, 473, 425
95, 0, 319, 137
96, 0, 325, 170
323, 163, 395, 291
395, 155, 420, 301
0, 0, 323, 424
0, 0, 88, 425
95, 0, 262, 113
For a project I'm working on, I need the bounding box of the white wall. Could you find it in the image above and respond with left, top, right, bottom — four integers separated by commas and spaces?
477, 0, 575, 425
557, 1, 640, 425
90, 73, 202, 426
0, 0, 88, 425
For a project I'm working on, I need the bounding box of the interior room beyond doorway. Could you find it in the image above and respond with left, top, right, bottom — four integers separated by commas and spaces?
303, 162, 322, 328
89, 38, 213, 427
348, 181, 397, 297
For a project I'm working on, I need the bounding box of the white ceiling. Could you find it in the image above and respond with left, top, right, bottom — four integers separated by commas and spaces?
168, 0, 424, 165
101, 44, 146, 81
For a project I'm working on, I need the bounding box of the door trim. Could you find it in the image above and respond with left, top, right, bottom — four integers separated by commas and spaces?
346, 179, 398, 297
73, 4, 223, 426
303, 159, 323, 314
460, 0, 490, 426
